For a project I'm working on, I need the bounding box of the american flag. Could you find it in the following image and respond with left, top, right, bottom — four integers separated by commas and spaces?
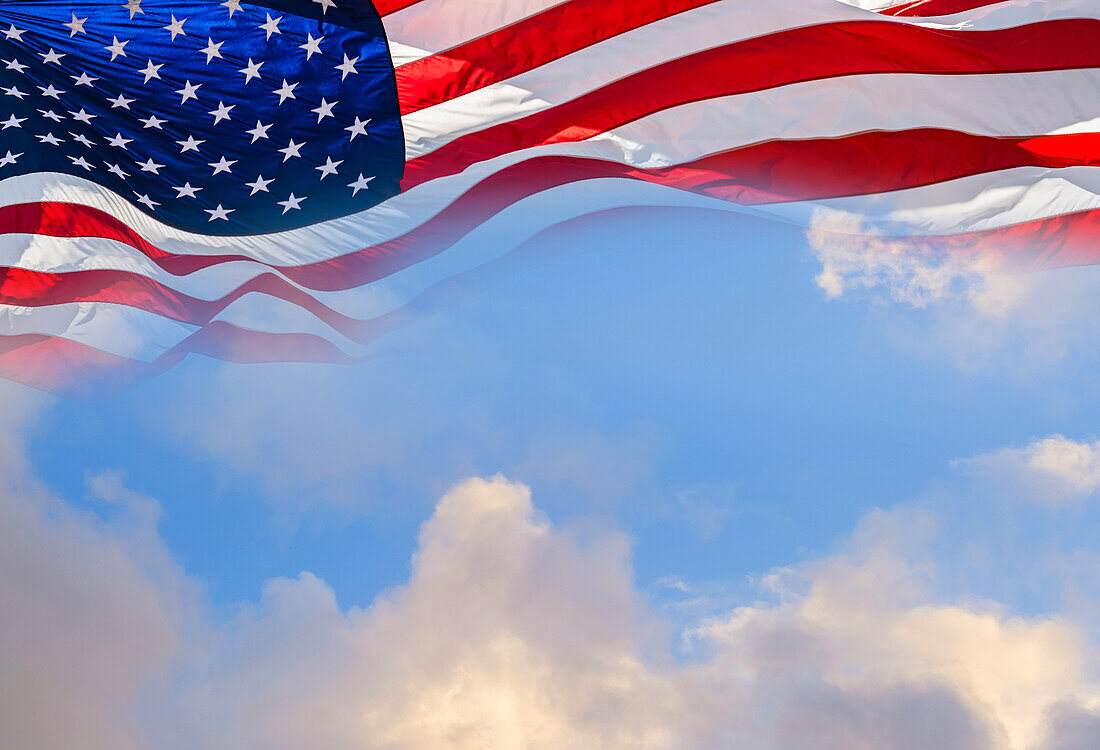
0, 0, 1096, 394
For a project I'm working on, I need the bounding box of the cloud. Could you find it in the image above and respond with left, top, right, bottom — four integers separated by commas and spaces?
157, 482, 1100, 750
0, 385, 195, 750
4, 383, 1099, 750
688, 507, 1100, 750
162, 476, 680, 750
807, 212, 1007, 309
165, 360, 661, 519
955, 435, 1100, 506
806, 212, 1100, 376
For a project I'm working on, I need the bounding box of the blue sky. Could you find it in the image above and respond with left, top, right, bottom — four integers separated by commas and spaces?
19, 207, 1100, 608
7, 205, 1100, 749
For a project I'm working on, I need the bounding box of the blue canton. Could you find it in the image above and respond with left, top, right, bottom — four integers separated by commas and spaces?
0, 0, 404, 234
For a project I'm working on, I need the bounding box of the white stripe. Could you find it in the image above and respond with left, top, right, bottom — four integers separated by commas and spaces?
0, 302, 197, 362
384, 0, 569, 59
0, 295, 373, 361
398, 0, 1099, 159
806, 166, 1100, 235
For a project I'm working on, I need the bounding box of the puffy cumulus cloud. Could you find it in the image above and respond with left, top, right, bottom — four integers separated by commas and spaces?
0, 385, 195, 750
806, 212, 1100, 375
687, 508, 1100, 750
156, 481, 1100, 750
954, 435, 1100, 506
163, 476, 680, 750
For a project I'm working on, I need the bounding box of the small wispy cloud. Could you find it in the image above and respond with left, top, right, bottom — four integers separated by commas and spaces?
955, 435, 1100, 506
807, 212, 1100, 377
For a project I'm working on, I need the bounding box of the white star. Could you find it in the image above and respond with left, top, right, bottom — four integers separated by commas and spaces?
345, 116, 370, 141
69, 155, 94, 171
105, 37, 129, 61
39, 109, 64, 122
36, 132, 64, 146
136, 194, 160, 211
209, 156, 237, 175
123, 0, 144, 20
201, 38, 224, 64
311, 98, 337, 122
0, 151, 21, 167
221, 0, 242, 17
69, 132, 95, 147
313, 0, 337, 13
209, 101, 234, 124
277, 193, 305, 214
273, 79, 298, 104
176, 80, 201, 104
38, 84, 64, 99
106, 163, 129, 179
278, 139, 304, 161
206, 204, 234, 221
245, 175, 273, 195
177, 135, 205, 153
246, 120, 272, 143
259, 14, 282, 40
41, 49, 65, 65
71, 72, 97, 87
164, 15, 187, 40
107, 133, 133, 149
348, 173, 375, 196
108, 93, 135, 109
3, 25, 26, 42
64, 13, 88, 37
2, 85, 27, 99
335, 54, 359, 80
69, 108, 97, 124
139, 59, 164, 83
299, 33, 324, 60
138, 158, 165, 174
3, 59, 28, 74
1, 114, 25, 129
174, 182, 202, 198
139, 114, 167, 129
239, 58, 264, 84
315, 156, 343, 179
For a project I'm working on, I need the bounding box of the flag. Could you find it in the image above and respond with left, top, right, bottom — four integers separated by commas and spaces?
0, 0, 1096, 393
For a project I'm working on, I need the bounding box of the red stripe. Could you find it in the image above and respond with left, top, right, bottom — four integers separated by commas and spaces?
395, 0, 722, 114
2, 130, 1096, 315
373, 0, 425, 16
401, 18, 1100, 189
0, 333, 147, 396
0, 267, 390, 342
880, 0, 1005, 17
0, 323, 361, 397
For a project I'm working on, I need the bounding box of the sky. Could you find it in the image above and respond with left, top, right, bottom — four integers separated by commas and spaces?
5, 203, 1100, 748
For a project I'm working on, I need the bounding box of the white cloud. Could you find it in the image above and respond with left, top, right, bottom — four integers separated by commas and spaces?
955, 435, 1100, 505
807, 212, 1011, 309
689, 508, 1100, 750
162, 476, 680, 750
0, 385, 195, 750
